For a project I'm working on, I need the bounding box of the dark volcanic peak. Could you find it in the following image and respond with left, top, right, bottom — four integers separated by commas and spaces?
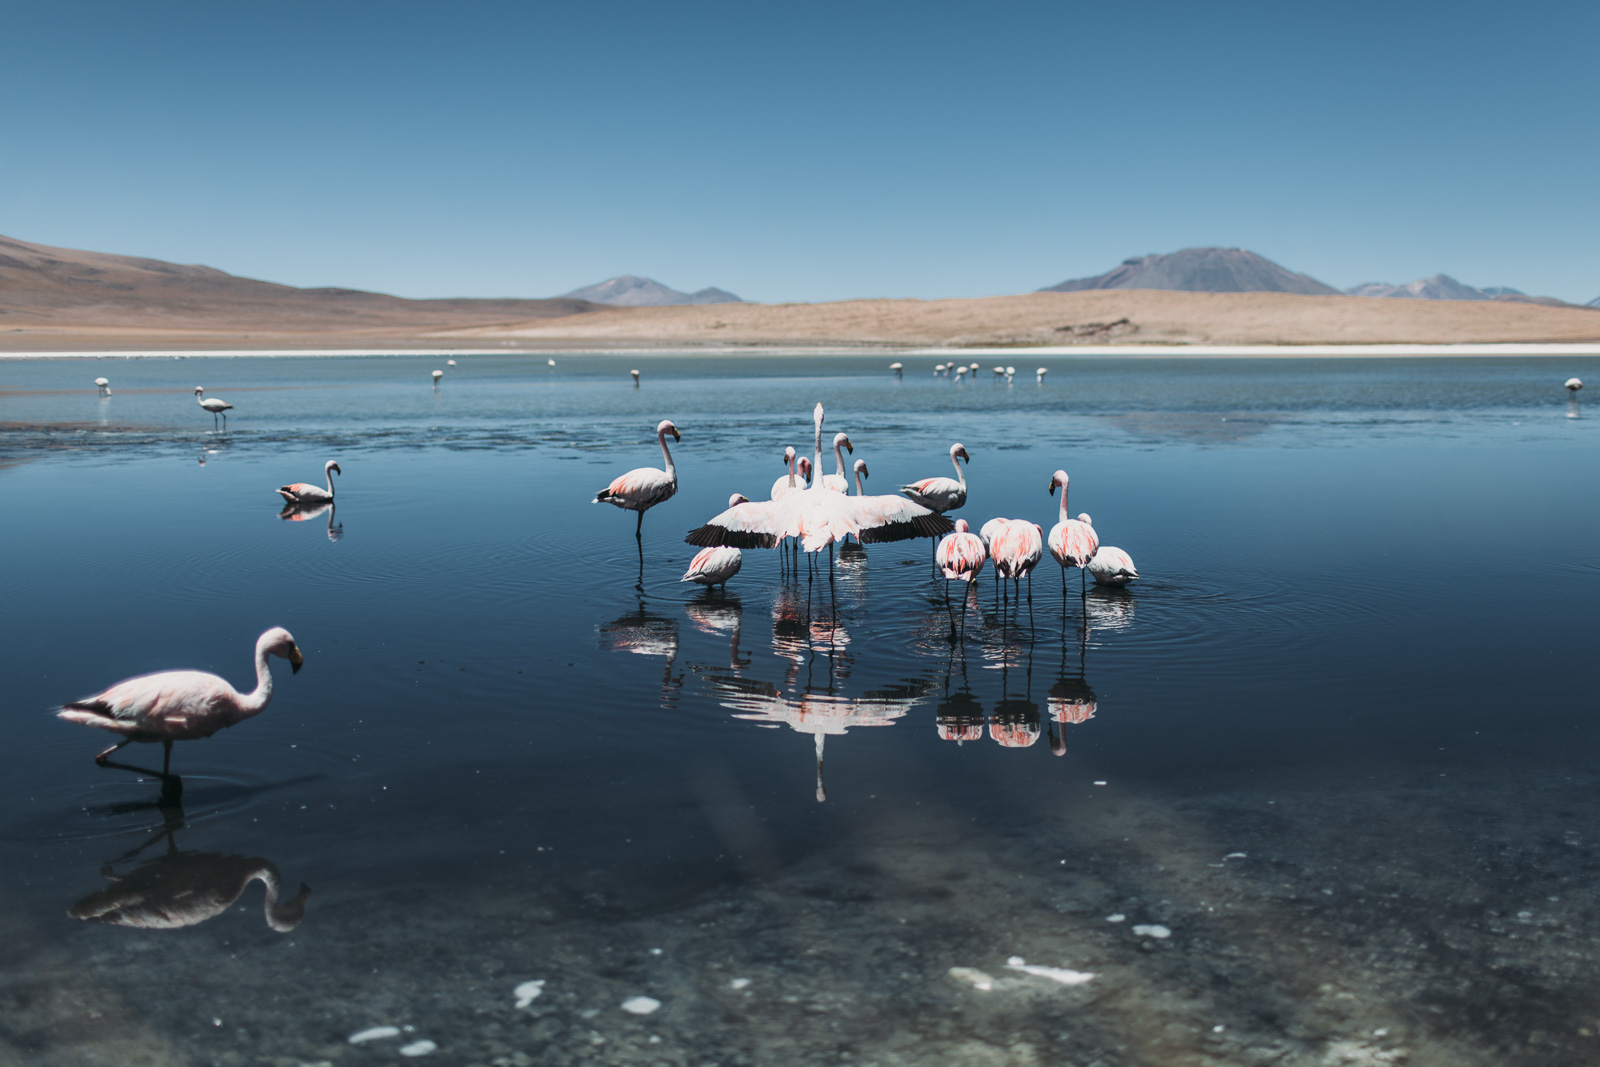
560, 275, 743, 307
1042, 248, 1340, 297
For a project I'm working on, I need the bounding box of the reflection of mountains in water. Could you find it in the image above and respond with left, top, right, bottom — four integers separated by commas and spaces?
69, 813, 309, 932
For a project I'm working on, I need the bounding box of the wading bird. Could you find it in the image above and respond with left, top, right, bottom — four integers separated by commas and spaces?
821, 433, 854, 492
431, 369, 443, 388
94, 377, 111, 396
1088, 544, 1139, 586
1567, 377, 1583, 392
890, 362, 903, 378
194, 387, 232, 430
681, 495, 748, 590
594, 419, 681, 546
1047, 471, 1099, 597
631, 368, 640, 387
902, 443, 970, 515
276, 460, 340, 506
1037, 367, 1048, 383
990, 519, 1045, 601
936, 519, 987, 638
57, 628, 304, 777
852, 458, 869, 495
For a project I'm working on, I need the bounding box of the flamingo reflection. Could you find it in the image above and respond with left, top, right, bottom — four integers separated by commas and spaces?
69, 807, 309, 933
279, 500, 343, 542
684, 595, 750, 668
599, 601, 683, 705
990, 650, 1041, 749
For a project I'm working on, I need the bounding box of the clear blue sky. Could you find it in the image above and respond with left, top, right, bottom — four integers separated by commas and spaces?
4, 1, 1597, 303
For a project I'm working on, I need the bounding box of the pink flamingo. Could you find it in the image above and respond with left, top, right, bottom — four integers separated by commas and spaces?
1088, 543, 1139, 586
194, 387, 232, 430
852, 458, 869, 495
820, 432, 854, 492
681, 494, 748, 589
936, 518, 987, 638
594, 419, 681, 546
990, 519, 1045, 602
57, 628, 304, 777
1047, 471, 1099, 597
901, 442, 970, 514
770, 448, 813, 500
277, 460, 340, 505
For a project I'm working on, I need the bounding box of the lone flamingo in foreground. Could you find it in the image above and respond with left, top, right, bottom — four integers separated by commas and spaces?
94, 377, 110, 396
594, 419, 681, 546
1047, 471, 1099, 597
277, 460, 341, 505
57, 627, 304, 776
194, 387, 232, 430
681, 494, 748, 589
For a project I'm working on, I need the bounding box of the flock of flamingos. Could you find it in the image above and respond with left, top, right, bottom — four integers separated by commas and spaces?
61, 363, 1588, 790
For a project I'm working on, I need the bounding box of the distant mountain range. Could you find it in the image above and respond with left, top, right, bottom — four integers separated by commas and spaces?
1042, 247, 1593, 308
560, 275, 743, 306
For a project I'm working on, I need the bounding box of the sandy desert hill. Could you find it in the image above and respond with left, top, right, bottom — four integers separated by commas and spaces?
2, 234, 1597, 351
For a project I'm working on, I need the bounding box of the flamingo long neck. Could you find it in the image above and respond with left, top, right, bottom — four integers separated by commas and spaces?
1058, 483, 1070, 524
658, 428, 676, 478
325, 467, 336, 498
812, 417, 824, 489
854, 470, 866, 495
248, 864, 305, 931
952, 451, 967, 488
833, 440, 847, 478
235, 639, 276, 719
815, 733, 826, 803
787, 452, 798, 488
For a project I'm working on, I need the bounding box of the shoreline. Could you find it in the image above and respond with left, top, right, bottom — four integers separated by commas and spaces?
3, 342, 1600, 360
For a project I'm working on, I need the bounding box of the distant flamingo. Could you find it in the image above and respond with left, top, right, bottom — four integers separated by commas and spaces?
593, 419, 680, 545
276, 460, 340, 505
821, 432, 854, 492
1037, 367, 1048, 383
58, 627, 304, 776
631, 368, 641, 387
1088, 544, 1139, 586
431, 370, 443, 388
447, 359, 457, 366
681, 494, 747, 589
954, 366, 968, 383
1047, 471, 1099, 596
1567, 377, 1583, 392
194, 387, 232, 430
890, 362, 903, 378
94, 377, 110, 396
902, 443, 969, 514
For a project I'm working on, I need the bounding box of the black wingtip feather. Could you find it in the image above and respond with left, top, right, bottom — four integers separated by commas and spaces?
686, 525, 779, 549
859, 513, 955, 544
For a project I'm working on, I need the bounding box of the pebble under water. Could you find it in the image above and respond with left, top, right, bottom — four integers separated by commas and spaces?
2, 352, 1599, 1067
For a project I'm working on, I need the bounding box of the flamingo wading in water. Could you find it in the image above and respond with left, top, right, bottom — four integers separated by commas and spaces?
57, 628, 304, 778
1088, 542, 1139, 586
94, 377, 111, 396
681, 495, 748, 589
936, 519, 987, 638
1047, 471, 1099, 597
990, 518, 1045, 603
902, 443, 970, 515
821, 432, 854, 493
277, 460, 340, 506
594, 419, 681, 546
194, 387, 232, 430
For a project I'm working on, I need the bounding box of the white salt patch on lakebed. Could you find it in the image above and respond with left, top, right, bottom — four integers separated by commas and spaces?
399, 1039, 437, 1056
621, 996, 661, 1015
348, 1026, 401, 1044
514, 980, 546, 1008
1005, 957, 1096, 985
1133, 924, 1172, 939
1106, 913, 1126, 923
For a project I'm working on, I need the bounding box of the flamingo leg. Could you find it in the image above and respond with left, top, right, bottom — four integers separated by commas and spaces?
95, 738, 133, 764
162, 738, 172, 777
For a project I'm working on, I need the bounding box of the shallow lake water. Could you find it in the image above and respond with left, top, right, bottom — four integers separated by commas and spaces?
2, 352, 1598, 1067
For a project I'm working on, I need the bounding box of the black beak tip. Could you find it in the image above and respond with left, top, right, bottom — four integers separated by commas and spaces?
291, 660, 302, 674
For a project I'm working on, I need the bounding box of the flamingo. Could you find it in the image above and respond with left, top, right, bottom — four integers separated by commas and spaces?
547, 359, 556, 367
770, 448, 813, 500
682, 495, 748, 589
954, 366, 968, 383
890, 362, 903, 378
447, 359, 457, 367
1047, 471, 1099, 597
57, 627, 304, 777
934, 363, 946, 377
593, 419, 680, 545
991, 519, 1045, 601
431, 369, 443, 388
820, 432, 854, 492
1567, 377, 1583, 392
902, 443, 969, 515
1037, 367, 1048, 383
685, 404, 951, 559
631, 368, 641, 387
276, 460, 340, 505
94, 377, 111, 396
1088, 545, 1139, 586
852, 458, 869, 495
936, 518, 986, 638
194, 387, 232, 430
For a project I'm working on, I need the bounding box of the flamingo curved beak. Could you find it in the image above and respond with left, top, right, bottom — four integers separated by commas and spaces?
1048, 480, 1058, 495
671, 428, 681, 442
289, 646, 304, 673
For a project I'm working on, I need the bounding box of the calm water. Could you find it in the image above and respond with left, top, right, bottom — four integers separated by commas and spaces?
2, 353, 1598, 1067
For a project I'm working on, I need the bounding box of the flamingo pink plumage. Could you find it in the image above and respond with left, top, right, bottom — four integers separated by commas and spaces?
57, 627, 304, 776
1088, 544, 1139, 586
1047, 470, 1099, 596
990, 518, 1045, 598
852, 458, 869, 495
594, 419, 681, 543
901, 443, 970, 514
770, 447, 813, 500
681, 494, 748, 588
194, 387, 232, 430
937, 519, 987, 583
277, 460, 340, 505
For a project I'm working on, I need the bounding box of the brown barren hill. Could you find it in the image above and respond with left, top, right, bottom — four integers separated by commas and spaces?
2, 233, 1598, 351
0, 234, 605, 350
442, 290, 1600, 349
